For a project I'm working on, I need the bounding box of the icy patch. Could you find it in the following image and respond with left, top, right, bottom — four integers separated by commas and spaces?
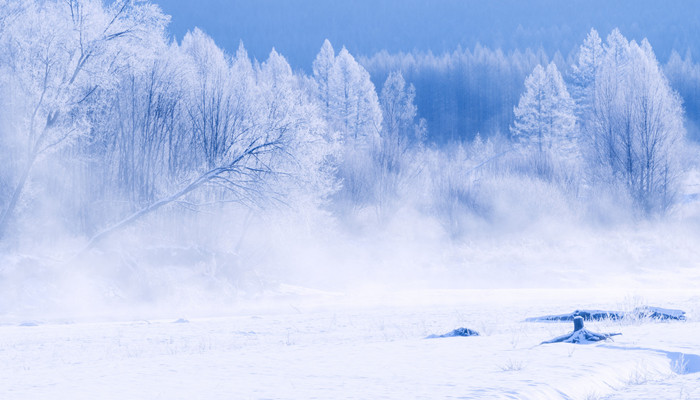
668, 351, 700, 375
601, 345, 700, 375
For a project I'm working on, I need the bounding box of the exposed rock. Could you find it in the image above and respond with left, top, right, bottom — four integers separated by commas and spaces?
426, 327, 479, 339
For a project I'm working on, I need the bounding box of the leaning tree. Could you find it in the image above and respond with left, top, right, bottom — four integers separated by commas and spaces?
0, 0, 168, 240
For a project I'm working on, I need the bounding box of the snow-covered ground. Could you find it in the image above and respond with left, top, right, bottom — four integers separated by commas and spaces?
1, 287, 698, 399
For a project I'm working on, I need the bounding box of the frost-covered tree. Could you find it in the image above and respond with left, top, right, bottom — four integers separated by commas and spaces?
511, 62, 576, 157
313, 40, 383, 146
257, 49, 338, 208
372, 70, 425, 217
380, 71, 422, 147
570, 28, 604, 121
181, 28, 240, 171
0, 0, 169, 240
0, 1, 344, 247
96, 42, 184, 215
665, 50, 700, 141
378, 71, 421, 180
361, 45, 549, 143
338, 48, 382, 145
311, 41, 383, 210
312, 39, 335, 120
86, 43, 336, 248
588, 32, 685, 213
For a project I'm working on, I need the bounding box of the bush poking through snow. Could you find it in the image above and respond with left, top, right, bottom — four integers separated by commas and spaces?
526, 307, 686, 322
499, 358, 525, 372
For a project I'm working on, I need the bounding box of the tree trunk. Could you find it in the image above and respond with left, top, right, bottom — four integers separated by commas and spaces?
81, 170, 213, 251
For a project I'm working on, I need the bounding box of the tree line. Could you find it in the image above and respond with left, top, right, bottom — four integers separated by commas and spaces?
0, 0, 694, 251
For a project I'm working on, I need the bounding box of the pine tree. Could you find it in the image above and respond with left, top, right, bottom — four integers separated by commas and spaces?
512, 64, 547, 152
311, 41, 382, 149
544, 63, 577, 157
511, 63, 575, 157
570, 28, 604, 120
311, 42, 383, 208
380, 71, 419, 148
312, 39, 335, 120
331, 47, 382, 148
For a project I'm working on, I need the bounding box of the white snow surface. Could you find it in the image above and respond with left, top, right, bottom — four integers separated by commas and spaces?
1, 288, 699, 399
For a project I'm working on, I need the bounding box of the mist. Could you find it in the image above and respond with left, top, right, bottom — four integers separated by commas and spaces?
0, 1, 699, 324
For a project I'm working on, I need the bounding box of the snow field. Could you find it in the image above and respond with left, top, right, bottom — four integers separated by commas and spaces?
0, 288, 698, 399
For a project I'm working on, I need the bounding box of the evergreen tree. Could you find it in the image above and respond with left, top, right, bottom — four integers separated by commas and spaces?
665, 50, 700, 141
511, 62, 575, 157
331, 47, 382, 148
380, 71, 420, 148
311, 42, 384, 209
544, 63, 577, 157
312, 39, 335, 120
570, 28, 604, 120
312, 41, 382, 148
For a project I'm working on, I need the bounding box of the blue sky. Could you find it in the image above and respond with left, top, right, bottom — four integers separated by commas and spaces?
155, 0, 700, 70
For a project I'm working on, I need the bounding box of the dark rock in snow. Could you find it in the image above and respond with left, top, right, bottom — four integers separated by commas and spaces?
526, 306, 686, 322
426, 327, 480, 339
